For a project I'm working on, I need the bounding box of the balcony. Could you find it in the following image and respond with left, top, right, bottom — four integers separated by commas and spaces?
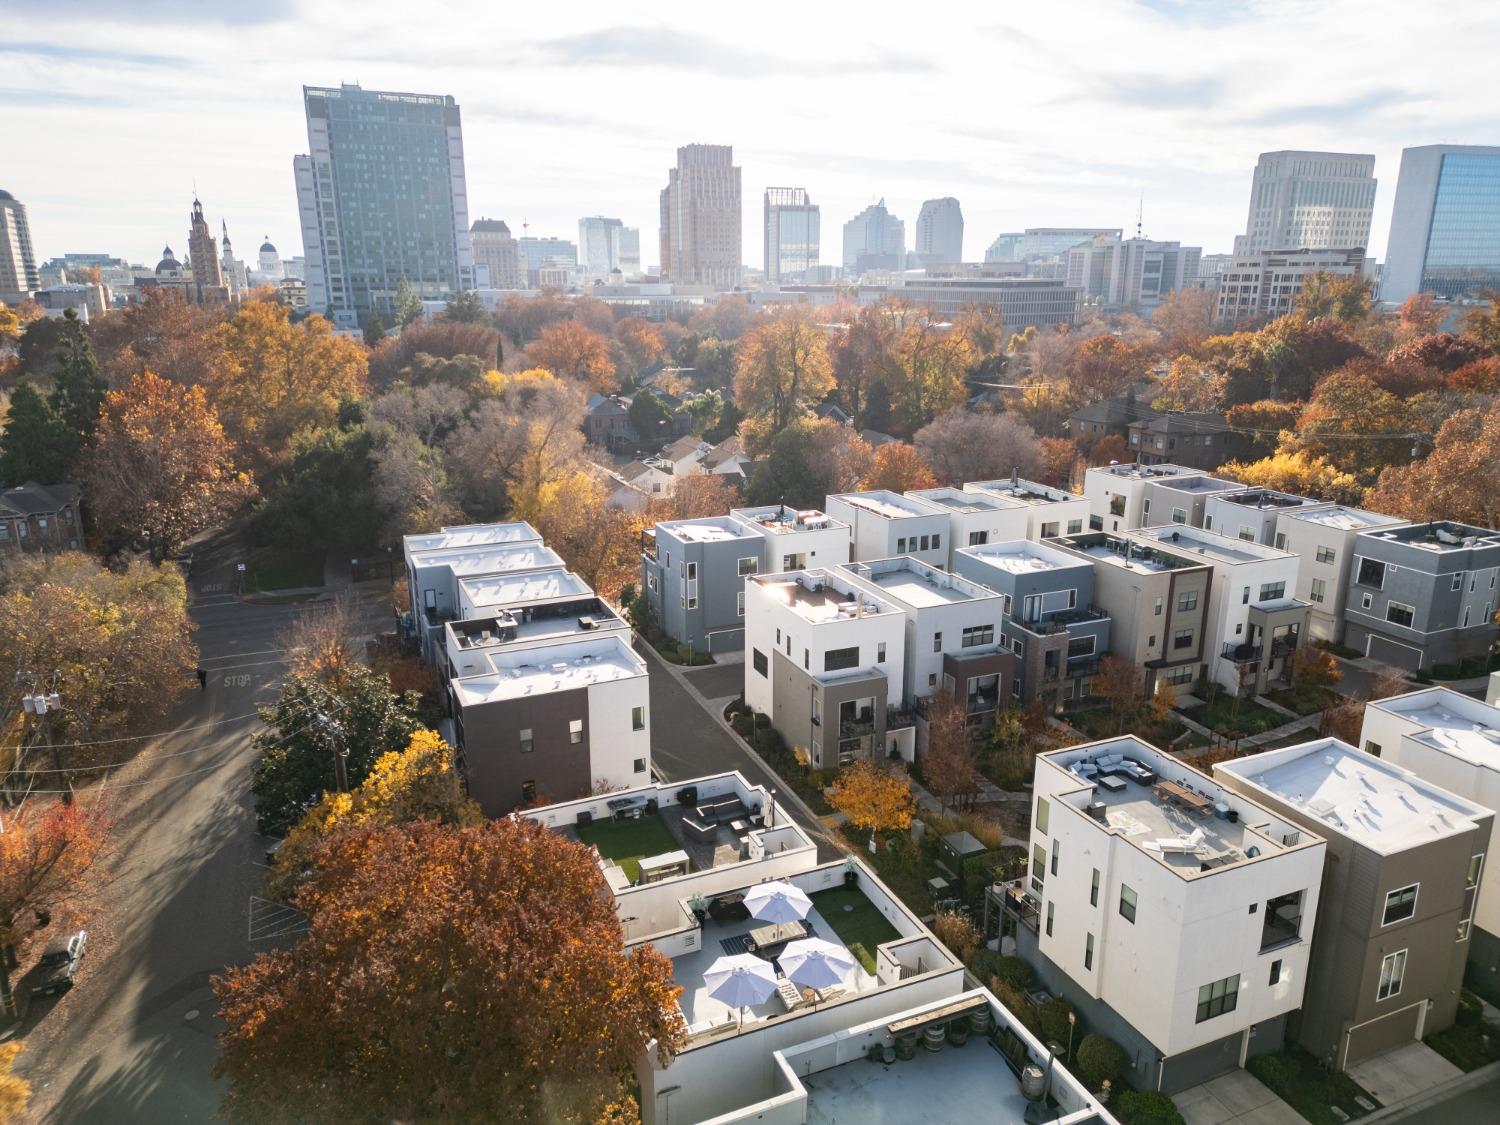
1270, 636, 1298, 658
886, 707, 916, 731
839, 718, 876, 740
1018, 605, 1109, 636
640, 529, 659, 560
1066, 656, 1100, 678
1221, 642, 1263, 663
966, 692, 1000, 715
1259, 913, 1302, 953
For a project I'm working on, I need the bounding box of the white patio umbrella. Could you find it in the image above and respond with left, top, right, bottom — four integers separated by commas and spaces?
744, 881, 813, 924
703, 953, 778, 1028
779, 937, 856, 992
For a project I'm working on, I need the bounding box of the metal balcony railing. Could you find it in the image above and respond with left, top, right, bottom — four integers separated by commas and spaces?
1221, 642, 1263, 663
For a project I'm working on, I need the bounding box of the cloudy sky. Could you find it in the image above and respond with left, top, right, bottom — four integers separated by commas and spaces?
5, 0, 1497, 269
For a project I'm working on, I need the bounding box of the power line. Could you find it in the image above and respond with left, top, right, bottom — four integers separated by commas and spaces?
1069, 396, 1433, 443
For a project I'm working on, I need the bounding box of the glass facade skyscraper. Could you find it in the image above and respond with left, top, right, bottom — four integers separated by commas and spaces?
295, 84, 473, 329
763, 187, 819, 283
1383, 145, 1500, 305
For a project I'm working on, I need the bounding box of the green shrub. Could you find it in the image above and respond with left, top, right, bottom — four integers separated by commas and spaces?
846, 941, 876, 974
731, 713, 753, 738
1456, 989, 1484, 1027
969, 947, 1004, 983
753, 728, 784, 759
753, 713, 772, 731
1075, 1033, 1125, 1090
1248, 1052, 1299, 1089
1115, 1090, 1185, 1125
1036, 996, 1077, 1046
991, 955, 1033, 991
989, 978, 1041, 1035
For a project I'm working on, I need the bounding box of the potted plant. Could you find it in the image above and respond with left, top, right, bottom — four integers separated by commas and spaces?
843, 857, 859, 887
688, 893, 708, 924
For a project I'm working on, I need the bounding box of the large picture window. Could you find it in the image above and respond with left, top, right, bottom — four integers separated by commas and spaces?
1357, 557, 1386, 589
1377, 949, 1407, 1001
1383, 884, 1418, 925
1196, 974, 1240, 1023
824, 646, 859, 672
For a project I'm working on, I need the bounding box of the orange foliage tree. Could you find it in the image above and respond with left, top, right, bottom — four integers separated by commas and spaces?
526, 319, 617, 392
85, 371, 255, 557
829, 759, 916, 834
860, 442, 936, 492
1365, 402, 1500, 528
734, 306, 834, 447
1036, 436, 1079, 487
214, 818, 684, 1124
922, 691, 980, 811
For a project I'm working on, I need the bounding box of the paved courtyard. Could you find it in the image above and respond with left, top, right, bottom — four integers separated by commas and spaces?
1173, 1069, 1303, 1125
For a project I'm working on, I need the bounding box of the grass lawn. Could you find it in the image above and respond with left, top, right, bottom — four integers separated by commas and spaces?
1247, 1047, 1380, 1125
1070, 707, 1187, 747
811, 883, 901, 973
248, 549, 326, 592
1266, 685, 1334, 716
1183, 694, 1287, 738
575, 815, 680, 883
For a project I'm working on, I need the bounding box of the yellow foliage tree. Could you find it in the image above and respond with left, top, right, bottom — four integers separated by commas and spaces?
0, 1041, 30, 1122
829, 759, 915, 834
734, 306, 835, 447
1218, 451, 1365, 505
516, 469, 638, 597
269, 729, 482, 900
885, 311, 974, 436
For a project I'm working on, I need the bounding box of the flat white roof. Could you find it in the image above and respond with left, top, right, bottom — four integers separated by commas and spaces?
1287, 506, 1405, 531
958, 539, 1083, 575
452, 635, 644, 704
732, 506, 845, 534
1133, 525, 1293, 565
403, 522, 538, 561
907, 486, 1018, 514
848, 559, 999, 609
1369, 688, 1500, 770
459, 567, 591, 608
664, 516, 758, 543
1087, 463, 1208, 482
442, 544, 564, 579
829, 491, 941, 520
966, 478, 1085, 505
1219, 738, 1487, 853
752, 570, 892, 623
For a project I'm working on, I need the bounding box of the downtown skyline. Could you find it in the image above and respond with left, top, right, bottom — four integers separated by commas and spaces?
5, 0, 1499, 268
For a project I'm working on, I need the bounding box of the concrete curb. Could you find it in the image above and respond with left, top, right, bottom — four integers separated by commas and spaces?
1357, 1057, 1500, 1122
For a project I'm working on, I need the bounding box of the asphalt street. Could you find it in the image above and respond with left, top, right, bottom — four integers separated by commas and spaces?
16, 536, 389, 1123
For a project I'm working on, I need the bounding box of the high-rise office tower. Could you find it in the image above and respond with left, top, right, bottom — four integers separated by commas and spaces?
618, 227, 641, 277
763, 187, 820, 283
914, 197, 964, 265
0, 189, 39, 306
294, 83, 474, 329
470, 219, 522, 289
1383, 144, 1500, 304
1232, 151, 1376, 255
187, 198, 229, 305
516, 237, 577, 286
659, 144, 742, 287
578, 216, 629, 280
842, 199, 905, 274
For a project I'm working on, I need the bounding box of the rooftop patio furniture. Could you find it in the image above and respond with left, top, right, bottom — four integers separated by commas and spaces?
1098, 775, 1127, 794
708, 893, 750, 923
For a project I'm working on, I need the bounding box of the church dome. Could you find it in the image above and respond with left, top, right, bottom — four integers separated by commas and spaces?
259, 238, 277, 254
0, 190, 13, 201
156, 245, 180, 274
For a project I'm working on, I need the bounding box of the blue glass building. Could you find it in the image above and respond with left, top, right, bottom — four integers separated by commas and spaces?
1383, 145, 1500, 305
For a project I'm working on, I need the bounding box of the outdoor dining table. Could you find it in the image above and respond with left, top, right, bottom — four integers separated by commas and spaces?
1153, 779, 1215, 816
747, 921, 808, 952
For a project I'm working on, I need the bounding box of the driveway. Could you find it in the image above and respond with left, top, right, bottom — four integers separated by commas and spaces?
681, 661, 746, 704
1173, 1069, 1303, 1125
1346, 1041, 1462, 1107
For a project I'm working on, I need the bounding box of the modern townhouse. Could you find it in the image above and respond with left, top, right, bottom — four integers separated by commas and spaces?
641, 516, 765, 655
839, 556, 1014, 733
1341, 521, 1500, 671
953, 540, 1112, 712
744, 568, 910, 768
1008, 737, 1327, 1093
963, 476, 1092, 543
1048, 532, 1213, 700
905, 486, 1030, 562
641, 507, 852, 655
1201, 488, 1332, 546
403, 536, 559, 662
455, 566, 591, 622
443, 591, 629, 682
1083, 463, 1242, 535
1359, 689, 1500, 998
0, 482, 83, 552
521, 773, 1102, 1125
1131, 525, 1309, 696
1217, 738, 1491, 1068
825, 490, 950, 567
1274, 506, 1408, 643
449, 631, 650, 813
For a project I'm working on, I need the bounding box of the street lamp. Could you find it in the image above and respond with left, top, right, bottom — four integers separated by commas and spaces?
1067, 1009, 1076, 1062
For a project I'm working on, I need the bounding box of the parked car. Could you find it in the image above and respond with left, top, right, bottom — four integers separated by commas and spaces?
32, 930, 87, 996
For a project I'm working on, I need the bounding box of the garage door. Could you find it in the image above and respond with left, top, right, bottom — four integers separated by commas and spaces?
1367, 634, 1423, 672
1345, 1003, 1422, 1068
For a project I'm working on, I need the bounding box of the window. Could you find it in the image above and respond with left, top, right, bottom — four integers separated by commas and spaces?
1196, 974, 1240, 1023
633, 758, 647, 773
1067, 519, 1083, 534
933, 534, 941, 551
1084, 932, 1095, 970
1242, 586, 1250, 605
687, 594, 698, 609
776, 628, 782, 645
1119, 885, 1137, 924
647, 572, 657, 591
1258, 581, 1286, 601
1361, 592, 1373, 610
919, 535, 930, 551
898, 538, 909, 553
1316, 545, 1336, 565
804, 649, 810, 670
1068, 589, 1078, 609
1154, 597, 1164, 617
1452, 573, 1464, 591
1364, 740, 1382, 758
1383, 884, 1419, 925
1274, 532, 1287, 550
1036, 798, 1050, 834
738, 556, 758, 576
962, 625, 994, 648
1177, 590, 1198, 612
737, 591, 745, 617
1173, 628, 1195, 650
632, 706, 646, 731
933, 632, 942, 653
1166, 664, 1197, 685
877, 642, 887, 662
1068, 635, 1096, 659
1172, 507, 1188, 524
1037, 520, 1060, 539
753, 649, 768, 677
1011, 638, 1023, 656
1046, 900, 1054, 937
1357, 557, 1386, 589
1377, 949, 1407, 1001
969, 531, 988, 546
569, 719, 584, 744
519, 728, 534, 754
1386, 602, 1415, 628
824, 646, 859, 672
1466, 854, 1483, 890
1110, 496, 1125, 517
1239, 526, 1256, 542
1031, 844, 1046, 892
1090, 867, 1099, 907
1051, 839, 1060, 876
1089, 515, 1104, 531
1310, 578, 1326, 604
1269, 960, 1283, 986
928, 673, 937, 687
686, 562, 697, 580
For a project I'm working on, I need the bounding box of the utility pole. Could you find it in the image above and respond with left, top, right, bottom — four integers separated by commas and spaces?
15, 670, 64, 805
318, 709, 350, 793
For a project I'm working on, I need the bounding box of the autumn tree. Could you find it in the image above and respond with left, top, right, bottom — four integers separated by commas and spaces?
0, 1041, 30, 1121
860, 442, 936, 492
267, 729, 482, 900
526, 319, 616, 392
1068, 334, 1150, 402
1366, 402, 1500, 527
278, 594, 367, 689
1152, 355, 1224, 413
1086, 433, 1128, 467
1218, 451, 1364, 505
368, 318, 503, 390
829, 759, 916, 834
1036, 436, 1080, 488
1292, 271, 1373, 325
923, 691, 979, 810
613, 317, 666, 379
1448, 356, 1500, 394
0, 553, 197, 762
87, 287, 225, 388
517, 469, 638, 597
1225, 399, 1303, 459
1283, 369, 1413, 485
1291, 647, 1341, 700
209, 299, 368, 465
734, 306, 834, 447
1460, 291, 1500, 354
251, 666, 422, 836
644, 473, 743, 523
1395, 294, 1448, 341
884, 308, 974, 435
86, 371, 254, 557
691, 293, 756, 340
746, 417, 872, 510
1151, 288, 1216, 354
830, 302, 898, 424
215, 818, 684, 1123
914, 408, 1041, 485
1090, 656, 1167, 736
370, 425, 464, 540
0, 801, 111, 1015
1387, 333, 1485, 374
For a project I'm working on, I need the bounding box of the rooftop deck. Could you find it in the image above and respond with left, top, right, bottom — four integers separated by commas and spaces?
1056, 533, 1201, 573
1362, 521, 1500, 552
732, 506, 843, 535
1289, 506, 1403, 531
451, 635, 644, 704
1133, 525, 1293, 565
830, 491, 939, 521
752, 572, 892, 623
967, 478, 1084, 505
1220, 489, 1317, 510
1369, 688, 1500, 769
846, 558, 998, 609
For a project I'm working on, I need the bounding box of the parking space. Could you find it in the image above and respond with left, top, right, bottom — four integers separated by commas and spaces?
682, 661, 746, 703
1173, 1069, 1304, 1125
1347, 1041, 1462, 1106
